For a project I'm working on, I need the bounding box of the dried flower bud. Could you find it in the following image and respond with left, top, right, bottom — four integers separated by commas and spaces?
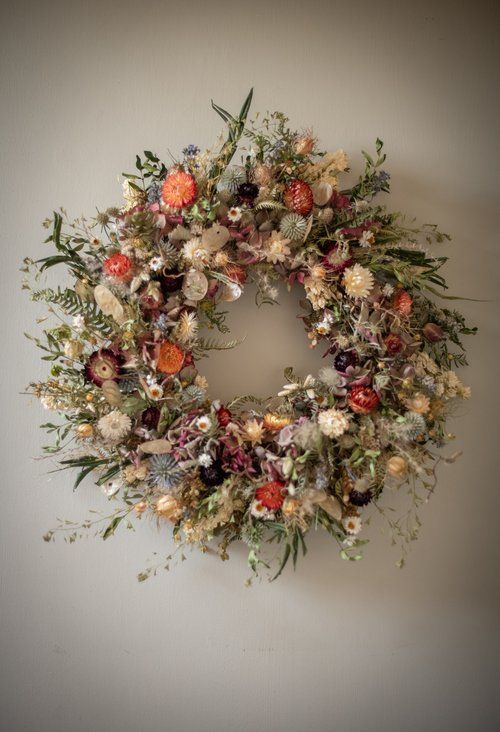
386, 456, 407, 478
423, 323, 444, 342
76, 423, 93, 438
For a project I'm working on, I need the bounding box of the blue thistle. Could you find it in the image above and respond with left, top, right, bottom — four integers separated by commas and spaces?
182, 144, 200, 158
147, 183, 161, 204
149, 454, 183, 490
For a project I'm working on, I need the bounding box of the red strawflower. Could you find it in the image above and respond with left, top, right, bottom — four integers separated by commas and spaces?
255, 481, 287, 511
103, 253, 132, 281
217, 406, 232, 427
392, 290, 413, 316
347, 385, 380, 415
283, 180, 313, 215
384, 333, 404, 355
84, 349, 122, 386
161, 170, 198, 209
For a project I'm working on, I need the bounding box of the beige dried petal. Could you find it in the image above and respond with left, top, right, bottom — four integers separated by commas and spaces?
94, 285, 125, 324
101, 379, 122, 407
201, 224, 230, 251
138, 439, 172, 454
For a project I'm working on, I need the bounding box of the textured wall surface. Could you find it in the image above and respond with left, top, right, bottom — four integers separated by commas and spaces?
1, 1, 499, 730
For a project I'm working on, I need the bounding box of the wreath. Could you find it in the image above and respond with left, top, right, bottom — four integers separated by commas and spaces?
24, 90, 476, 581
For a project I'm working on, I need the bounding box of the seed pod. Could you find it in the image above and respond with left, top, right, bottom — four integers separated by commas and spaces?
101, 379, 122, 407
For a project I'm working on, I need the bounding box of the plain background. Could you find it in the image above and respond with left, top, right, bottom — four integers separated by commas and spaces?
1, 1, 499, 730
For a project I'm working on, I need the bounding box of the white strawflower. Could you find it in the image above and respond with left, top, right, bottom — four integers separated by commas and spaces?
382, 283, 394, 297
264, 231, 291, 264
183, 238, 210, 269
198, 453, 213, 467
98, 410, 131, 442
342, 264, 374, 299
243, 418, 264, 444
317, 408, 349, 438
359, 230, 375, 248
174, 311, 198, 343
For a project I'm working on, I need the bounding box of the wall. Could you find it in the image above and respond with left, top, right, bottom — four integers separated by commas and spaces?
1, 1, 499, 730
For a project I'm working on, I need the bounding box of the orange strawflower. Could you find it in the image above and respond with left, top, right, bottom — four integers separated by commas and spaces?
161, 170, 197, 209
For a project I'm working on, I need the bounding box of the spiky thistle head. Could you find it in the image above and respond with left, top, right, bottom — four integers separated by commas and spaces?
279, 212, 308, 241
403, 411, 427, 440
148, 454, 183, 490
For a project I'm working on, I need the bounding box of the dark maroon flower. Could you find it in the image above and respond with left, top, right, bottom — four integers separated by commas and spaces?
199, 459, 227, 487
160, 271, 182, 294
141, 407, 160, 431
237, 182, 259, 205
349, 488, 373, 506
334, 350, 358, 373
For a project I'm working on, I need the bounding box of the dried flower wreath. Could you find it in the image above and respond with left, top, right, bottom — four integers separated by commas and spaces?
23, 90, 475, 581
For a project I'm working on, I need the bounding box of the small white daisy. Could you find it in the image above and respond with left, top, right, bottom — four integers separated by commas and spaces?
149, 256, 164, 272
342, 515, 362, 535
227, 206, 242, 223
382, 283, 395, 297
250, 500, 274, 521
148, 384, 164, 400
195, 415, 212, 433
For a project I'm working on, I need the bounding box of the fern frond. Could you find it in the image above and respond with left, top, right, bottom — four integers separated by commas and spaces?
31, 287, 114, 337
254, 200, 287, 212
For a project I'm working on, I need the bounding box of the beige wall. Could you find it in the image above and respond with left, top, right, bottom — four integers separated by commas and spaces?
1, 1, 499, 730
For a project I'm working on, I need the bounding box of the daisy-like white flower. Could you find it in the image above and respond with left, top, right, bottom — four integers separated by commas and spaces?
359, 230, 376, 248
227, 206, 242, 223
250, 500, 275, 521
195, 415, 212, 433
342, 515, 362, 535
198, 453, 213, 468
98, 410, 132, 442
148, 383, 164, 400
264, 231, 291, 264
149, 256, 164, 271
174, 311, 198, 343
342, 264, 374, 299
318, 408, 350, 438
382, 283, 395, 297
315, 312, 334, 335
